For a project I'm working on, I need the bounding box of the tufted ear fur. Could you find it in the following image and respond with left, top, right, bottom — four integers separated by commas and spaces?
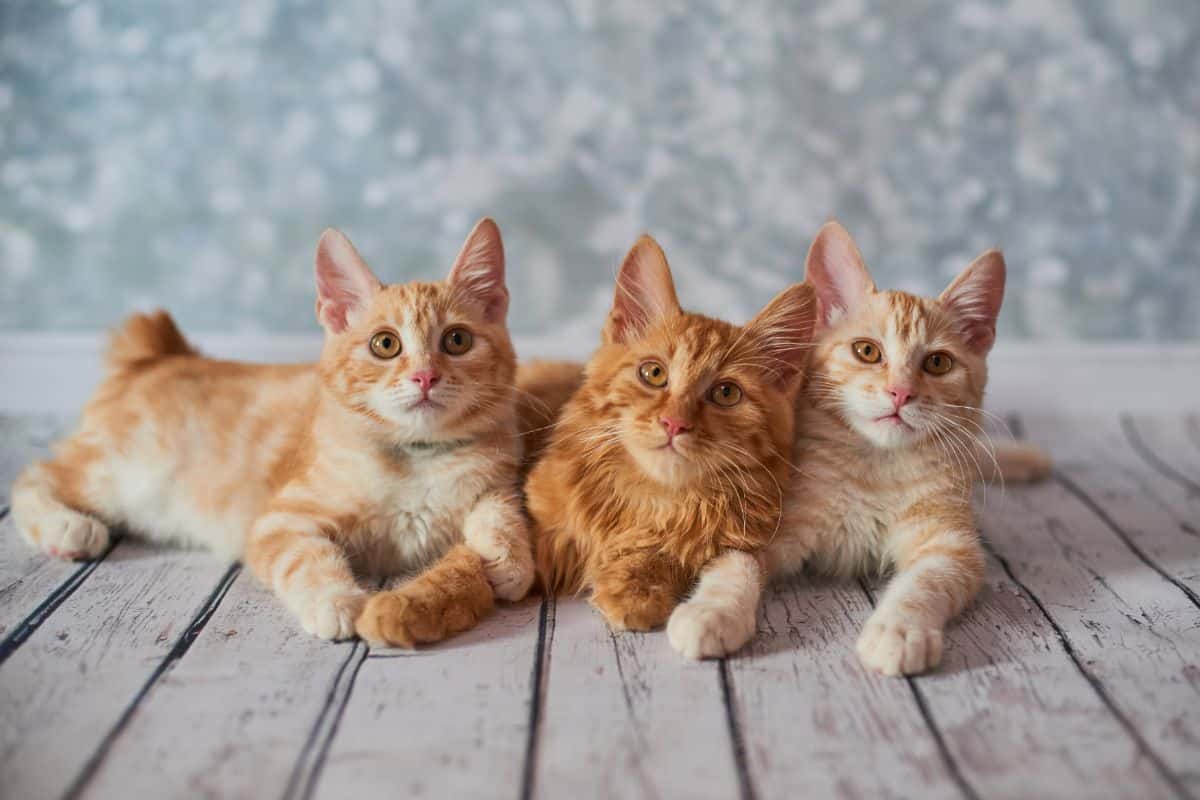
447, 217, 508, 323
939, 250, 1006, 354
804, 221, 877, 328
743, 283, 818, 387
603, 235, 683, 344
315, 229, 382, 335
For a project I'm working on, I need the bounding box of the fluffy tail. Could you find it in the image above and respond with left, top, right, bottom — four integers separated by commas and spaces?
106, 310, 197, 372
355, 545, 495, 648
515, 360, 585, 467
978, 440, 1053, 484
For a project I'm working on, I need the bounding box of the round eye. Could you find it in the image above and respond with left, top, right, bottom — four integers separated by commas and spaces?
709, 381, 743, 407
852, 340, 882, 364
638, 360, 668, 388
369, 330, 401, 359
923, 351, 954, 375
442, 327, 473, 355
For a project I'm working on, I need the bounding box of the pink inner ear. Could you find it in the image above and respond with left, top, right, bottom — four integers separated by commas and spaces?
940, 250, 1006, 354
448, 218, 508, 322
606, 235, 682, 343
314, 229, 382, 334
804, 222, 876, 327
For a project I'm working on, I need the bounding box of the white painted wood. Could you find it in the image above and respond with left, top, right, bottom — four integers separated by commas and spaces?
534, 597, 741, 800
2, 335, 1199, 414
980, 457, 1200, 796
1126, 414, 1200, 490
78, 574, 359, 800
730, 578, 960, 800
312, 599, 544, 799
0, 542, 234, 799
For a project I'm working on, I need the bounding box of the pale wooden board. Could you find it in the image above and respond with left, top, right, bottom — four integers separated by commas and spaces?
980, 447, 1199, 796
729, 578, 959, 800
533, 597, 742, 800
1024, 415, 1200, 599
77, 574, 363, 800
0, 542, 234, 800
310, 599, 544, 800
1124, 414, 1200, 493
0, 414, 69, 505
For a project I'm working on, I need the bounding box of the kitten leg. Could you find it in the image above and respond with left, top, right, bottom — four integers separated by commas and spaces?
667, 550, 765, 659
11, 460, 111, 561
355, 544, 494, 648
462, 491, 534, 602
591, 548, 689, 632
857, 526, 984, 676
245, 510, 367, 641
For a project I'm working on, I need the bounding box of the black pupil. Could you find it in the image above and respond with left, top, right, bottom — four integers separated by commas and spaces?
864, 345, 872, 355
380, 337, 392, 349
721, 385, 730, 396
451, 333, 461, 344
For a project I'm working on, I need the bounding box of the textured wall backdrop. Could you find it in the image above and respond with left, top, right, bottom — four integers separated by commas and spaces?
1, 0, 1198, 341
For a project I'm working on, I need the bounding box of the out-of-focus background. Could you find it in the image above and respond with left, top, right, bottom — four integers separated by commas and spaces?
1, 0, 1198, 344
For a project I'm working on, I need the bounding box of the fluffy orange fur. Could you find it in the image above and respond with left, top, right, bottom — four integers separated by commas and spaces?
11, 219, 534, 647
525, 236, 816, 631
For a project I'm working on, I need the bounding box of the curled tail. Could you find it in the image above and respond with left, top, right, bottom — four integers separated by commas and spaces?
978, 440, 1053, 484
106, 310, 196, 373
355, 545, 495, 648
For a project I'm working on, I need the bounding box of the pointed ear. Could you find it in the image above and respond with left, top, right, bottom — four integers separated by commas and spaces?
804, 221, 876, 328
447, 217, 508, 323
939, 249, 1006, 354
603, 235, 682, 344
743, 283, 817, 387
315, 229, 382, 334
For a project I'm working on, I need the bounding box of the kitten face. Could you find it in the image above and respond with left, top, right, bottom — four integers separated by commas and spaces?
583, 236, 815, 488
803, 222, 1005, 450
314, 219, 516, 442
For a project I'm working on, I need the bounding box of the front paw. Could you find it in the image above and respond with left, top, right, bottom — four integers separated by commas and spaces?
29, 509, 110, 561
299, 590, 368, 641
667, 600, 756, 660
856, 612, 944, 676
592, 589, 674, 632
480, 549, 535, 603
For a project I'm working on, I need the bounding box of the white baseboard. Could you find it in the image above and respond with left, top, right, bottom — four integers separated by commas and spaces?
1, 333, 1197, 415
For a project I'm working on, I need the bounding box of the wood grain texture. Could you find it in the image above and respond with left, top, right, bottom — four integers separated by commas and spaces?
0, 542, 233, 800
979, 444, 1200, 797
533, 597, 741, 800
308, 599, 544, 800
1123, 415, 1200, 495
728, 578, 959, 800
75, 574, 364, 800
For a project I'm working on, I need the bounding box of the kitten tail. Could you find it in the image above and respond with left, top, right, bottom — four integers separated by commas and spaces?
106, 310, 196, 372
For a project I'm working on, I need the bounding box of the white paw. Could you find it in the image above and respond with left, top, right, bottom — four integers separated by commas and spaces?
482, 550, 534, 602
667, 600, 757, 660
856, 613, 944, 676
33, 510, 110, 561
298, 591, 367, 641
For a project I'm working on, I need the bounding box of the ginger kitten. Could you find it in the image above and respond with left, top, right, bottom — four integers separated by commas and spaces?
670, 221, 1013, 674
526, 236, 816, 634
12, 219, 534, 647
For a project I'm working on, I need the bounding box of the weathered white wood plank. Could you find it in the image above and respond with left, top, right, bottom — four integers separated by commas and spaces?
77, 573, 360, 800
978, 436, 1200, 797
0, 543, 235, 800
0, 414, 69, 505
533, 597, 741, 800
730, 578, 960, 800
310, 598, 544, 800
1124, 415, 1200, 494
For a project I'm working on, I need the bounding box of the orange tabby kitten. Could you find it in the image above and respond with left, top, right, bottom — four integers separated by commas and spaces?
669, 221, 1021, 674
11, 219, 534, 647
526, 236, 816, 632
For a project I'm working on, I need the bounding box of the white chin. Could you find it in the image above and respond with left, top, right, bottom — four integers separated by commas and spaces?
855, 417, 917, 448
630, 445, 695, 485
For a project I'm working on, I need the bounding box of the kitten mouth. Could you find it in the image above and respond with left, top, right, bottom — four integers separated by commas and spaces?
875, 413, 912, 429
407, 397, 444, 411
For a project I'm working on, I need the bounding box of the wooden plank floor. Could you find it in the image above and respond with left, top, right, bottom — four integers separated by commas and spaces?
1, 413, 1198, 800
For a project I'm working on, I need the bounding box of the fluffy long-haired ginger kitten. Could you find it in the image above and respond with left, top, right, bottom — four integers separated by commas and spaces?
11, 219, 534, 647
526, 236, 816, 633
669, 221, 1031, 674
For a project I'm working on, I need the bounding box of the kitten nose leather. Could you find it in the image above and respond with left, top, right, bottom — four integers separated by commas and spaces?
411, 369, 440, 394
660, 416, 693, 439
887, 385, 913, 409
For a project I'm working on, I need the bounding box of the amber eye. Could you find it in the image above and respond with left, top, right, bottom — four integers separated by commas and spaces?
442, 327, 473, 355
709, 381, 743, 407
638, 360, 668, 388
369, 330, 401, 359
923, 351, 954, 375
852, 340, 882, 364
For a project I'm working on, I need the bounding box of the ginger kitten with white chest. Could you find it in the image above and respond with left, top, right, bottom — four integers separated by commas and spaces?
12, 219, 534, 647
670, 222, 1018, 674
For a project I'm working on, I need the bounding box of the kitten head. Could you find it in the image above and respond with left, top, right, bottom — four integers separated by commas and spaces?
313, 218, 516, 443
579, 235, 816, 488
804, 221, 1005, 449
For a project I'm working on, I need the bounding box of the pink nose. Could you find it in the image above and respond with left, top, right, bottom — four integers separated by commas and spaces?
887, 385, 913, 409
660, 416, 693, 439
411, 369, 440, 393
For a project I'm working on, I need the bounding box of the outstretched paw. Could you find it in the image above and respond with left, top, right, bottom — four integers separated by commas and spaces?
667, 600, 757, 660
480, 548, 535, 602
299, 590, 368, 641
856, 612, 944, 676
33, 509, 110, 561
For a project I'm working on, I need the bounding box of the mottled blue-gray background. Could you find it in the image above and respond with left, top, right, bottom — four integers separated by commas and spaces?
1, 0, 1197, 341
